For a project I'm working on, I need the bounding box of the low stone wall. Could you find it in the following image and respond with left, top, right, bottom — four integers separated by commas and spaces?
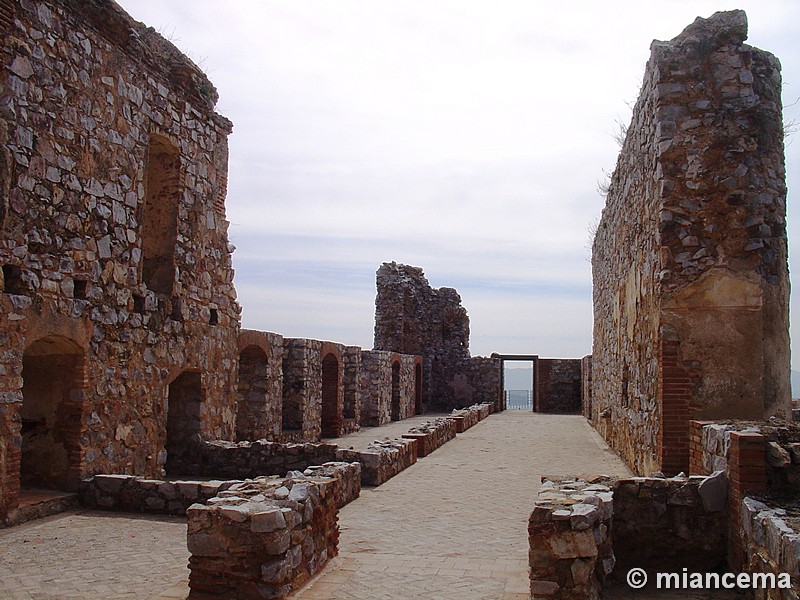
80, 475, 237, 515
192, 439, 340, 480
529, 474, 729, 597
337, 438, 417, 486
612, 475, 728, 575
528, 478, 614, 599
80, 462, 361, 514
740, 497, 800, 596
449, 403, 492, 432
403, 418, 456, 457
187, 466, 348, 599
691, 422, 800, 486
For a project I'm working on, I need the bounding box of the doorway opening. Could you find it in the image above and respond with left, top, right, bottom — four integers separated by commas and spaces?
20, 335, 85, 492
165, 371, 203, 475
498, 354, 538, 411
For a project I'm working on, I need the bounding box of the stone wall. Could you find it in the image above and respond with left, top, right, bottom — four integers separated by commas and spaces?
536, 359, 582, 414
402, 418, 457, 458
279, 338, 322, 443
373, 262, 501, 412
186, 466, 353, 599
0, 0, 241, 520
359, 350, 420, 427
740, 497, 800, 596
191, 439, 340, 480
337, 438, 418, 487
341, 346, 361, 434
581, 355, 592, 419
236, 330, 284, 442
528, 478, 614, 599
529, 474, 729, 597
591, 10, 790, 477
612, 475, 728, 575
80, 462, 361, 516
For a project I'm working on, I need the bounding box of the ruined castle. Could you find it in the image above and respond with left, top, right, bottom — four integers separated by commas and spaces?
0, 1, 796, 598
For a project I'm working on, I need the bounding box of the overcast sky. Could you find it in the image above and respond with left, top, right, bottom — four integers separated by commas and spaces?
120, 1, 799, 369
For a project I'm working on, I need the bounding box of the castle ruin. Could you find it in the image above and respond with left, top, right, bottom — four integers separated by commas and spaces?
1, 1, 798, 598
590, 9, 791, 476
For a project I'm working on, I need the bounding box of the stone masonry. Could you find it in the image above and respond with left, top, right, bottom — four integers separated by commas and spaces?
591, 10, 790, 476
373, 262, 501, 412
1, 0, 240, 518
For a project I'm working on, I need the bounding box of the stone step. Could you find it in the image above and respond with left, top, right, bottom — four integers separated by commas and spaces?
3, 489, 80, 528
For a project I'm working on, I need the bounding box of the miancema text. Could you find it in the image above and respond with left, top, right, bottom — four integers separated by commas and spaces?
658, 570, 791, 590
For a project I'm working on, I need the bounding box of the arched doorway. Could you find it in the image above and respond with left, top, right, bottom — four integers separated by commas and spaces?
20, 335, 85, 491
391, 361, 401, 421
321, 354, 340, 438
165, 371, 203, 476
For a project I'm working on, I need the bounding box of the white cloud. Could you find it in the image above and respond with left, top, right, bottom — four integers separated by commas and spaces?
122, 0, 800, 368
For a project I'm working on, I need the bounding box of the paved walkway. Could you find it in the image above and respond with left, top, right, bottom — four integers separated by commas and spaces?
0, 412, 633, 599
0, 511, 188, 600
297, 411, 632, 599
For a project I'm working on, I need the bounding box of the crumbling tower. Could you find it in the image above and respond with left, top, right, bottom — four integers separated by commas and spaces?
591, 10, 790, 475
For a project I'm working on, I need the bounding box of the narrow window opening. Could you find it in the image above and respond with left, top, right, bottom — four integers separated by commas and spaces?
169, 296, 183, 321
3, 264, 27, 295
72, 279, 88, 299
142, 134, 180, 295
209, 308, 219, 326
133, 294, 145, 314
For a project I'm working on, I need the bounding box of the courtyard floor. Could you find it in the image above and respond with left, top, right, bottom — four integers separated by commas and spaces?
1, 412, 636, 599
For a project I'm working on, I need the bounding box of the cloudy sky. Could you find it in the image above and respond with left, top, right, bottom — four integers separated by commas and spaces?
120, 1, 799, 369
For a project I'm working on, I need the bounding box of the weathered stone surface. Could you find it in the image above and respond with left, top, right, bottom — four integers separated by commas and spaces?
612, 475, 726, 574
0, 0, 240, 519
590, 9, 790, 477
697, 470, 728, 512
186, 469, 346, 599
373, 263, 501, 412
528, 478, 613, 600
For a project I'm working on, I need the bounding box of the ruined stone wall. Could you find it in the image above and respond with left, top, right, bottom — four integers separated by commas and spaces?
279, 338, 322, 443
236, 330, 283, 442
374, 262, 501, 412
359, 350, 419, 427
591, 10, 790, 476
0, 0, 240, 517
341, 346, 361, 434
536, 359, 582, 414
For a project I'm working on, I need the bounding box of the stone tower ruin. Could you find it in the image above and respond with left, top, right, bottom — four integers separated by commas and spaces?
373, 262, 501, 411
590, 10, 790, 476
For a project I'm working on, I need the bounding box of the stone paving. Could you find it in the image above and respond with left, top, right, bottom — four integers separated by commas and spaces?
297, 411, 633, 599
0, 412, 634, 599
0, 511, 189, 600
